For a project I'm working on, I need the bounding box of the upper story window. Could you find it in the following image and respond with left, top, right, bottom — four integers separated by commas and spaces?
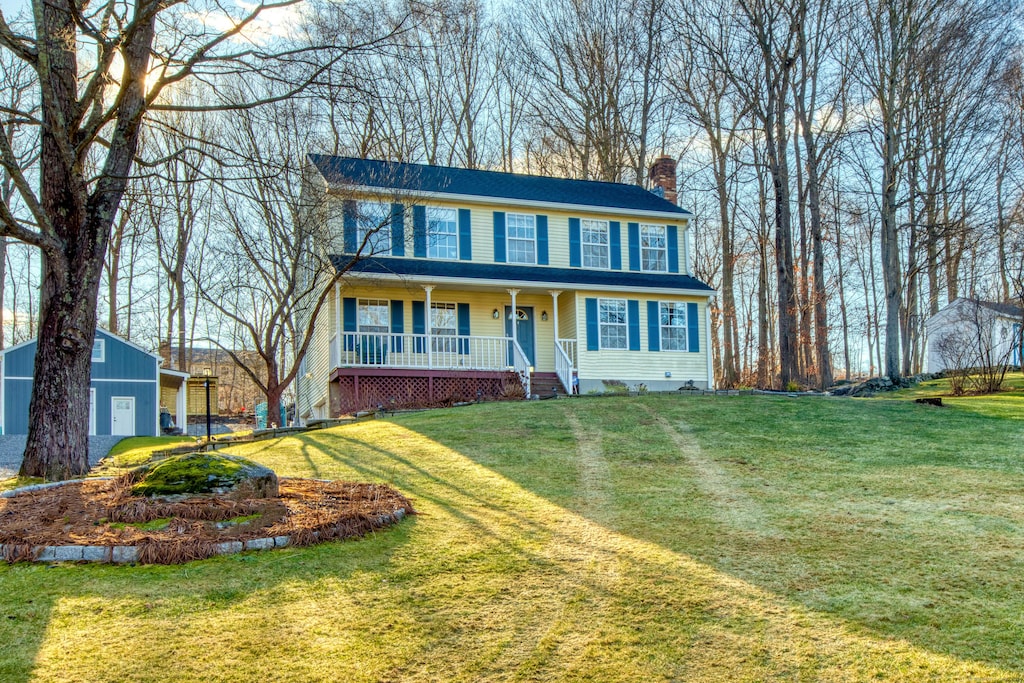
599, 298, 627, 350
427, 207, 458, 259
640, 224, 667, 272
581, 219, 609, 269
507, 213, 536, 264
659, 301, 688, 351
91, 339, 105, 363
357, 202, 391, 255
357, 299, 389, 333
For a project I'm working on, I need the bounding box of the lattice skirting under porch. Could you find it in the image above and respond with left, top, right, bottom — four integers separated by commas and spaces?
329, 369, 523, 416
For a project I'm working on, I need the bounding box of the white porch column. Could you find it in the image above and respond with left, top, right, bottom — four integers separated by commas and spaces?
424, 285, 434, 369
177, 381, 188, 431
549, 290, 562, 343
507, 288, 520, 346
334, 281, 342, 365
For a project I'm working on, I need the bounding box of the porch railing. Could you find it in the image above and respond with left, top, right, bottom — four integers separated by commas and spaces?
337, 332, 512, 371
554, 342, 575, 395
511, 339, 531, 397
557, 338, 578, 369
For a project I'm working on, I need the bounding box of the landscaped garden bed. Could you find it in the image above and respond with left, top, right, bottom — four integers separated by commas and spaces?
0, 470, 414, 564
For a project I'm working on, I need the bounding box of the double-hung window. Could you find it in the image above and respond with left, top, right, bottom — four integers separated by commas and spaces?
357, 298, 389, 363
640, 224, 667, 272
357, 201, 391, 255
427, 207, 458, 259
599, 298, 628, 350
431, 302, 457, 353
507, 213, 536, 264
659, 302, 687, 351
91, 339, 105, 362
581, 219, 609, 269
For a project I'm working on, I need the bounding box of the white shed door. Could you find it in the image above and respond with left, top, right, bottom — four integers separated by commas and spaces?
111, 397, 135, 436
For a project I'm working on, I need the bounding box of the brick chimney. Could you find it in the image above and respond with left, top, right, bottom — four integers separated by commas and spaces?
648, 155, 677, 205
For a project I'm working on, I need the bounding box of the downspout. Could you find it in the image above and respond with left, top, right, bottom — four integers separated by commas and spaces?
706, 301, 714, 390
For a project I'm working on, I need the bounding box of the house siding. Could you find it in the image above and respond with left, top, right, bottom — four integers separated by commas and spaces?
574, 291, 709, 391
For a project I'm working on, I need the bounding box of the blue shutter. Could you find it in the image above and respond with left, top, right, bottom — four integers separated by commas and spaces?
536, 215, 548, 265
569, 218, 581, 267
628, 300, 640, 351
628, 222, 640, 271
413, 205, 427, 257
343, 200, 357, 253
687, 302, 700, 352
343, 297, 357, 350
390, 204, 405, 257
609, 221, 622, 270
493, 212, 506, 262
412, 300, 426, 353
667, 225, 679, 273
585, 298, 599, 351
391, 301, 404, 352
647, 301, 660, 352
457, 303, 470, 354
458, 208, 472, 261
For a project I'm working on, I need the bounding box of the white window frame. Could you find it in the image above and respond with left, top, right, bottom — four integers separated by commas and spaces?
427, 207, 459, 260
431, 302, 457, 353
91, 339, 105, 363
640, 224, 668, 272
659, 301, 688, 351
581, 219, 609, 269
506, 213, 536, 264
357, 298, 390, 333
598, 298, 628, 350
357, 201, 391, 255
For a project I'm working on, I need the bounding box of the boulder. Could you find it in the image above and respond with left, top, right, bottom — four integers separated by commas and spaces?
131, 452, 279, 500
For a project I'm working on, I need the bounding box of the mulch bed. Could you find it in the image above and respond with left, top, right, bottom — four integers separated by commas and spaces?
0, 476, 414, 564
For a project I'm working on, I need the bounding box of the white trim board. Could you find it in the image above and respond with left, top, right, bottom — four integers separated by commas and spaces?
4, 376, 158, 383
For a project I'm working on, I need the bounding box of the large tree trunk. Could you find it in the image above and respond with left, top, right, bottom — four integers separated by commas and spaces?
19, 0, 155, 480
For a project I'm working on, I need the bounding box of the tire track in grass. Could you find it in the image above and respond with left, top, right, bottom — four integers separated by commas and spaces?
561, 405, 615, 525
640, 405, 779, 539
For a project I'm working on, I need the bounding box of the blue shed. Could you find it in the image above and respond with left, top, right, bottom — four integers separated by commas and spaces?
0, 328, 189, 436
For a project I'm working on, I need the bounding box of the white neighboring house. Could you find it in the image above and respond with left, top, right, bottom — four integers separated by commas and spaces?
925, 298, 1023, 373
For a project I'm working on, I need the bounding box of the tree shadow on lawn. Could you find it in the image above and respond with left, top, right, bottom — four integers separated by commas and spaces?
404, 397, 1024, 676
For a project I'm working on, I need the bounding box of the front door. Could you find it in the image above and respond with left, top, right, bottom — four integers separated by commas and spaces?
505, 306, 535, 367
111, 396, 135, 436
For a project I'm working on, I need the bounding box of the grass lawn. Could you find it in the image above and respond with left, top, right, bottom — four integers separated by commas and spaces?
1, 392, 1022, 681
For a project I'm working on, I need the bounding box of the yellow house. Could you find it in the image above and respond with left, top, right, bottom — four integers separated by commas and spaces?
298, 155, 715, 419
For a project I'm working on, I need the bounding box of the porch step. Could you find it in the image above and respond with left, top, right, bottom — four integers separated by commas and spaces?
530, 372, 567, 398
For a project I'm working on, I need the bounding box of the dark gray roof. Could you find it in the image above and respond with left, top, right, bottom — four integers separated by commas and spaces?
331, 256, 714, 294
976, 300, 1024, 318
309, 155, 691, 217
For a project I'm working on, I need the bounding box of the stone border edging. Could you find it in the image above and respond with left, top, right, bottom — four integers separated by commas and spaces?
0, 478, 408, 564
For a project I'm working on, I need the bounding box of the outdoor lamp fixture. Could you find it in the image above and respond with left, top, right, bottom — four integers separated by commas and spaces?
492, 309, 500, 319
541, 311, 549, 321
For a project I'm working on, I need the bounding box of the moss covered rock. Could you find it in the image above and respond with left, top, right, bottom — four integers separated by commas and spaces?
130, 452, 279, 500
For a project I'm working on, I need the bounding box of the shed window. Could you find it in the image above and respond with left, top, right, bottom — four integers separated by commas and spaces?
92, 339, 105, 363
599, 299, 628, 350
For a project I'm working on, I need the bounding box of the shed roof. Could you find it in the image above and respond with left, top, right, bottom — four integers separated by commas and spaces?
308, 155, 691, 217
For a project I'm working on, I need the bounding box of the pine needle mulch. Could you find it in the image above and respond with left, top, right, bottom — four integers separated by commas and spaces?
0, 477, 414, 564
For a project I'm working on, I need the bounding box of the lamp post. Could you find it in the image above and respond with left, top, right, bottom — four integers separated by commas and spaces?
203, 369, 212, 449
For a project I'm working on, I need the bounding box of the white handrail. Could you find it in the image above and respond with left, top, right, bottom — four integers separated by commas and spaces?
511, 339, 531, 397
554, 341, 574, 395
557, 338, 578, 368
